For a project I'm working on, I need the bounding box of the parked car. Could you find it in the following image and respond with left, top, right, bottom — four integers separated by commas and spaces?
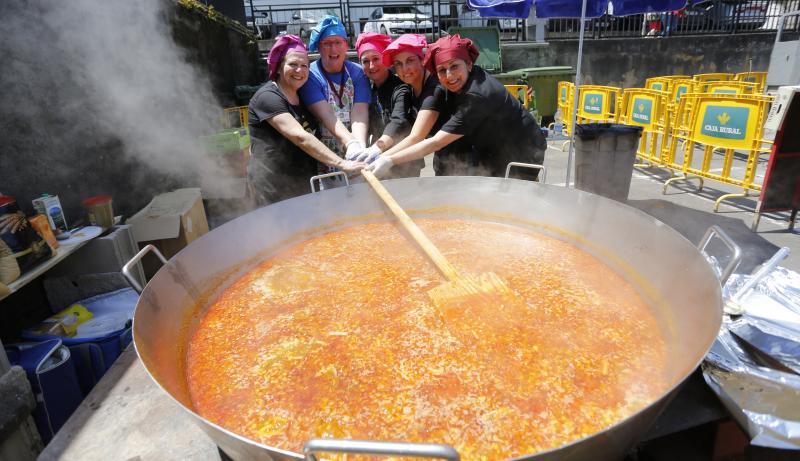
728, 0, 769, 29
675, 0, 767, 31
363, 6, 436, 37
286, 9, 338, 39
456, 3, 520, 31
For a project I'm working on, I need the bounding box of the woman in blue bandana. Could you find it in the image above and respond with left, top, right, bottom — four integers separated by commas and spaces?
299, 16, 372, 185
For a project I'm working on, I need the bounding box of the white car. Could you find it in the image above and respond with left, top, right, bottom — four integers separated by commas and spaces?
286, 9, 338, 39
455, 4, 521, 32
363, 6, 436, 37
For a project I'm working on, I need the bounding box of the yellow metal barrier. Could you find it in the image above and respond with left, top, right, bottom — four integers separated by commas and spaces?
734, 71, 767, 93
659, 80, 700, 161
693, 73, 734, 84
617, 88, 669, 167
222, 106, 249, 129
700, 81, 759, 95
662, 93, 773, 211
504, 84, 531, 109
645, 75, 689, 93
556, 81, 575, 136
646, 77, 670, 92
577, 85, 620, 123
669, 79, 695, 104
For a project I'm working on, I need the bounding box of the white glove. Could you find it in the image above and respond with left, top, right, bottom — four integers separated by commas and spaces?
356, 145, 382, 163
366, 155, 394, 178
344, 140, 365, 161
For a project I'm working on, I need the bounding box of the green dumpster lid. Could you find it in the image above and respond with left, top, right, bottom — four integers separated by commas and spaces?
501, 66, 575, 77
446, 26, 502, 73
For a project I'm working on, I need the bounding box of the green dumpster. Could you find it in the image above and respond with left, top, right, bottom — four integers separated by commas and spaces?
494, 66, 575, 120
446, 26, 502, 74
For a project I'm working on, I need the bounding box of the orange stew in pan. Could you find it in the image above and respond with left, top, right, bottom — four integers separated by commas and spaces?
188, 219, 669, 460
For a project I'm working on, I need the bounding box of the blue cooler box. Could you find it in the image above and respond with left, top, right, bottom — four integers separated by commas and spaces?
5, 339, 84, 442
22, 287, 138, 395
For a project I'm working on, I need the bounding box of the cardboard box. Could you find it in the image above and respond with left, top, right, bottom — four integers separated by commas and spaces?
32, 195, 69, 232
127, 188, 209, 261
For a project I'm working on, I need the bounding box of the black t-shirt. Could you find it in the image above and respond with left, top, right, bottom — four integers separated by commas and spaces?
370, 72, 440, 142
409, 73, 443, 134
415, 73, 440, 113
248, 81, 320, 202
369, 72, 411, 141
368, 72, 436, 178
430, 66, 547, 177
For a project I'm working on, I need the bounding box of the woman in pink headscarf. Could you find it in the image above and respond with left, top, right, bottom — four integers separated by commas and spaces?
247, 35, 365, 205
352, 32, 424, 178
373, 33, 442, 171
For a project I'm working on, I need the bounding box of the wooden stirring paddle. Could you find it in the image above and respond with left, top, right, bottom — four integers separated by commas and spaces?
362, 170, 513, 308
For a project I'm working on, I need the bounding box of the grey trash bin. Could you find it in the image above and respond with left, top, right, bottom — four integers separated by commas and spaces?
574, 123, 643, 202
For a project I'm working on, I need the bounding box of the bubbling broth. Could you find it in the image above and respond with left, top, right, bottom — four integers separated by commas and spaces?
187, 219, 669, 460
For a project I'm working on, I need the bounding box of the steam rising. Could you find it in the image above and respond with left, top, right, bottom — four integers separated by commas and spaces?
0, 0, 227, 210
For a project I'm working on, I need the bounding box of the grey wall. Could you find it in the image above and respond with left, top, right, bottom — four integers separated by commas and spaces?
503, 33, 775, 88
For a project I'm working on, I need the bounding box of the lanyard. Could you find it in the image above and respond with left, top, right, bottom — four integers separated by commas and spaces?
321, 66, 347, 109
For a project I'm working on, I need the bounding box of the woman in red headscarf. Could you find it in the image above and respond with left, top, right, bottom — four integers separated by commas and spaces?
367, 34, 546, 180
352, 33, 432, 178
248, 35, 365, 205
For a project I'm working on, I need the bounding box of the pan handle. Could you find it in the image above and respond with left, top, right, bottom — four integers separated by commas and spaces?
122, 244, 167, 294
304, 439, 460, 461
310, 171, 350, 193
504, 162, 547, 184
697, 226, 742, 285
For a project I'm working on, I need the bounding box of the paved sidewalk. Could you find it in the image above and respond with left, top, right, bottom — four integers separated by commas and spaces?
541, 141, 799, 274
419, 143, 797, 274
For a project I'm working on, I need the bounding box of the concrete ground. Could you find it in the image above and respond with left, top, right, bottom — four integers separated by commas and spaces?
420, 141, 799, 275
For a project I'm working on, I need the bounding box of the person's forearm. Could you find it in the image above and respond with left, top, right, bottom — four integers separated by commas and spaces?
350, 103, 369, 145
350, 120, 368, 145
292, 131, 347, 167
388, 137, 444, 165
381, 110, 437, 157
330, 118, 356, 148
373, 134, 395, 151
308, 101, 356, 149
381, 132, 422, 157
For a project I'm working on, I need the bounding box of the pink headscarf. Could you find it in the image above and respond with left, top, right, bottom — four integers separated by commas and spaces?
268, 34, 307, 81
381, 34, 427, 67
355, 32, 392, 60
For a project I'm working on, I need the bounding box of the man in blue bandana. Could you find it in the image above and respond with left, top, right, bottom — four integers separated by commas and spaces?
299, 15, 371, 179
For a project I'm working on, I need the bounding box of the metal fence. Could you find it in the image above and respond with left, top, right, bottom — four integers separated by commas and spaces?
246, 0, 530, 42
547, 0, 800, 39
245, 0, 800, 42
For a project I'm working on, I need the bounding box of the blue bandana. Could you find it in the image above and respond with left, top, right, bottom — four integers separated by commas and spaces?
308, 15, 347, 52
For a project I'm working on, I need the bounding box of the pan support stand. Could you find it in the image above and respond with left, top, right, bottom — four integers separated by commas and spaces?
663, 174, 704, 194
714, 189, 750, 212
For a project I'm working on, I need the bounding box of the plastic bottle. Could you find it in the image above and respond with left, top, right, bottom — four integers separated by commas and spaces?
554, 108, 564, 135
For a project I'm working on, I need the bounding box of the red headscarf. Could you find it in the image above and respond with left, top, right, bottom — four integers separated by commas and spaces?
268, 34, 307, 81
423, 34, 479, 73
355, 32, 392, 60
381, 34, 427, 67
